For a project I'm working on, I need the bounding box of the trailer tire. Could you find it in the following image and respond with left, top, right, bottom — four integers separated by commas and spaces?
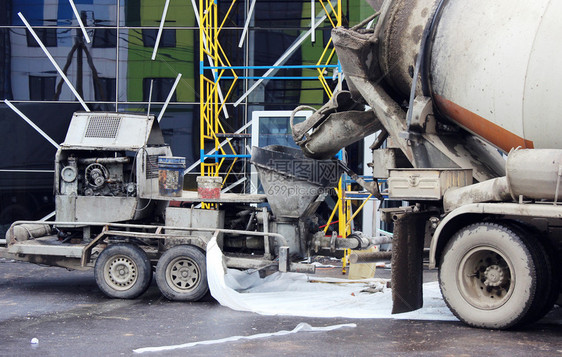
155, 245, 208, 301
439, 222, 538, 329
94, 243, 152, 299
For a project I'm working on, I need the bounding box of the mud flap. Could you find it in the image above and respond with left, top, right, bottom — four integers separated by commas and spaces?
391, 211, 429, 314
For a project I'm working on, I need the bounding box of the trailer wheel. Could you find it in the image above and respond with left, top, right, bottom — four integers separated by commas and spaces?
439, 222, 538, 329
94, 243, 152, 299
155, 245, 208, 301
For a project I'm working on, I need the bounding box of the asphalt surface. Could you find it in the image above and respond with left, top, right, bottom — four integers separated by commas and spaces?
1, 258, 561, 357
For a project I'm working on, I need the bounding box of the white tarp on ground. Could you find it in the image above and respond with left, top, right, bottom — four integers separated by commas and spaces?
133, 322, 357, 353
206, 237, 458, 321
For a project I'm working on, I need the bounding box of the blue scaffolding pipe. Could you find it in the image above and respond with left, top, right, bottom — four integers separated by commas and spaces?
343, 176, 387, 185
220, 76, 320, 80
204, 64, 340, 70
203, 153, 252, 159
345, 193, 376, 199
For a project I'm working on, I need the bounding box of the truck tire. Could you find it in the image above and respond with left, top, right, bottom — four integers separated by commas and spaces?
155, 245, 208, 301
94, 243, 152, 299
518, 238, 554, 325
439, 222, 538, 329
512, 224, 559, 325
493, 221, 559, 326
537, 245, 561, 321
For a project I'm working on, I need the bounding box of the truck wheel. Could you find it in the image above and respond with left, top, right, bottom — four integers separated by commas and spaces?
94, 243, 152, 299
511, 224, 559, 325
536, 243, 561, 321
155, 245, 208, 301
439, 222, 538, 329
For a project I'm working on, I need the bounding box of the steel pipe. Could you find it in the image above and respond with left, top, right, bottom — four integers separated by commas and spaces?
348, 251, 392, 264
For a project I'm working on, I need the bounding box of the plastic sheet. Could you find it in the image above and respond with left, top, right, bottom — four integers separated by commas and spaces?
133, 322, 356, 353
206, 237, 457, 321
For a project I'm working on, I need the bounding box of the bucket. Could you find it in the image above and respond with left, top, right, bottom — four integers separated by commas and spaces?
196, 176, 222, 199
158, 156, 186, 197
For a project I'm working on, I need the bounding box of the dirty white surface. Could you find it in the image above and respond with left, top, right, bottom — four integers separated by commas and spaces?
133, 322, 356, 353
207, 237, 457, 321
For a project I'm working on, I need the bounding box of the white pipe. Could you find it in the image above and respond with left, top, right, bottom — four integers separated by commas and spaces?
69, 0, 91, 43
147, 79, 154, 116
238, 0, 257, 48
190, 0, 201, 24
115, 0, 121, 110
311, 0, 315, 43
233, 14, 327, 107
221, 177, 247, 193
4, 99, 61, 149
443, 177, 511, 213
157, 73, 182, 122
40, 211, 56, 221
18, 12, 90, 112
152, 0, 171, 60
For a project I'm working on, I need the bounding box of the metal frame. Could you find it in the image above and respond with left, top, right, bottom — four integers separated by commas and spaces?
3, 220, 292, 271
249, 110, 313, 193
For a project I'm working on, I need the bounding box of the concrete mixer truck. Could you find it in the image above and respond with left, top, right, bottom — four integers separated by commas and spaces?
292, 0, 562, 329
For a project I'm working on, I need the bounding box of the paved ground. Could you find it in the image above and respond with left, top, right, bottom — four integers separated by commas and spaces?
0, 258, 561, 356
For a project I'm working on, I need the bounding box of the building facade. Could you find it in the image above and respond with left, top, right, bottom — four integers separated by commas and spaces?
0, 0, 374, 232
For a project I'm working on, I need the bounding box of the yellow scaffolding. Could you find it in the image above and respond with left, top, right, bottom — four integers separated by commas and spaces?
314, 0, 360, 273
197, 0, 372, 269
199, 0, 241, 184
316, 0, 342, 98
314, 1, 381, 274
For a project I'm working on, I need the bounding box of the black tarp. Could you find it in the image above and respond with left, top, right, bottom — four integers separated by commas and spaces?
0, 103, 81, 186
0, 103, 82, 228
0, 0, 12, 100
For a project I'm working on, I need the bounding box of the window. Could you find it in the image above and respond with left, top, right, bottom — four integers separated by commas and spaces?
94, 77, 116, 102
142, 29, 176, 48
143, 78, 176, 102
254, 31, 301, 104
26, 29, 57, 47
93, 28, 117, 48
250, 110, 311, 193
29, 76, 56, 100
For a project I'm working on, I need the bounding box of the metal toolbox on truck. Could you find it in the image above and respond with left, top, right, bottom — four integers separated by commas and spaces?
387, 168, 472, 200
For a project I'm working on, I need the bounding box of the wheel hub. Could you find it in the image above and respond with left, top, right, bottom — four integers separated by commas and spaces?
106, 256, 137, 289
458, 247, 514, 310
178, 267, 191, 280
167, 257, 200, 291
483, 264, 507, 287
